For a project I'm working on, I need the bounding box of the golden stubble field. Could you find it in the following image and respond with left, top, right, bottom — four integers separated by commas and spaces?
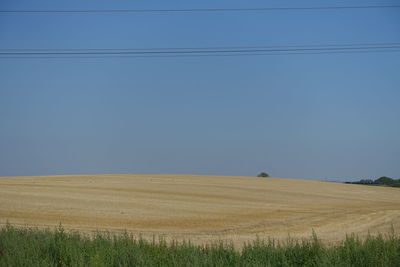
1, 174, 400, 247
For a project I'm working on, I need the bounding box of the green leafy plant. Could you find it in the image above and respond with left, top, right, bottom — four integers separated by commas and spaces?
1, 224, 400, 266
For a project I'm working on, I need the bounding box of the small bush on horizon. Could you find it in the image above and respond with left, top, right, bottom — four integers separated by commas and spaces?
257, 172, 269, 178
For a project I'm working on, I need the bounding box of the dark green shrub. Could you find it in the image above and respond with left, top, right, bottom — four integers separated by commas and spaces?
375, 176, 396, 185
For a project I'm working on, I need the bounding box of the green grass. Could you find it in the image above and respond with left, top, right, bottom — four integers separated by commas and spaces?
1, 224, 400, 266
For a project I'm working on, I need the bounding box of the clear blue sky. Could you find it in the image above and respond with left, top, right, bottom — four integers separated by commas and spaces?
0, 0, 399, 180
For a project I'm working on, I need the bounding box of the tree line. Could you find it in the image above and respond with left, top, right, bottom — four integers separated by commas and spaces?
345, 176, 400, 187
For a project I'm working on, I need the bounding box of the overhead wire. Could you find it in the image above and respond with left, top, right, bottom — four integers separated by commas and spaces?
1, 48, 399, 59
1, 42, 400, 52
1, 5, 399, 59
1, 5, 400, 13
1, 45, 400, 57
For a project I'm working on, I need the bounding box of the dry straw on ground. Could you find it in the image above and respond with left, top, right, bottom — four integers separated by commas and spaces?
1, 174, 399, 247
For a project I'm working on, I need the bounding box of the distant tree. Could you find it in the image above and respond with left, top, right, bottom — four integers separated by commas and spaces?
359, 179, 374, 184
257, 172, 269, 178
375, 176, 400, 187
346, 176, 400, 187
375, 176, 395, 185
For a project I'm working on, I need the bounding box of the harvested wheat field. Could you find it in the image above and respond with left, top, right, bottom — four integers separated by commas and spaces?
1, 174, 400, 247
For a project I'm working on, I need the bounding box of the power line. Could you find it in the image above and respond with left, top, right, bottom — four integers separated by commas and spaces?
1, 45, 400, 56
1, 49, 399, 59
1, 42, 400, 52
1, 5, 400, 13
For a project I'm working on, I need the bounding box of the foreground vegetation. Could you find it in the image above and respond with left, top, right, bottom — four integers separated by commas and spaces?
1, 225, 400, 266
